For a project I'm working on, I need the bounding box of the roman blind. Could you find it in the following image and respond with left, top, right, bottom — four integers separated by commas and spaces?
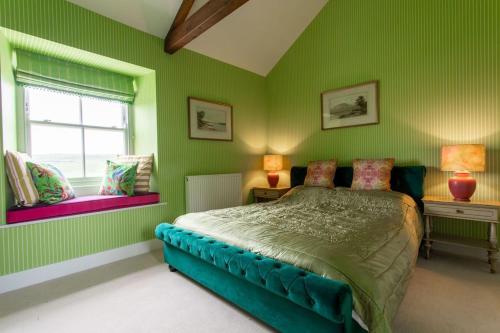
14, 49, 135, 103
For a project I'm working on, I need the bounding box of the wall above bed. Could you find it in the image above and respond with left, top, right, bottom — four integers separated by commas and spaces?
266, 0, 500, 242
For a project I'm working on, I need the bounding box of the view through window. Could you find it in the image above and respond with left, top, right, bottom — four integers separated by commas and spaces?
25, 87, 129, 179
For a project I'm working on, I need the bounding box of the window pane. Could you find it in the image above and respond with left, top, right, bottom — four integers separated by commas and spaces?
84, 129, 126, 177
30, 124, 83, 178
27, 87, 80, 124
82, 97, 125, 128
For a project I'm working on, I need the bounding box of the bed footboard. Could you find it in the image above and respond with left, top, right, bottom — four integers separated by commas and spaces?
155, 223, 366, 333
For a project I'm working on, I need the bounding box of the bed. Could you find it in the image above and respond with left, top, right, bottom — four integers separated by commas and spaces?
155, 166, 426, 333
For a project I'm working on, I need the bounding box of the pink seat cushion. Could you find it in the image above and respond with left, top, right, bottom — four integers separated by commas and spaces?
6, 193, 160, 224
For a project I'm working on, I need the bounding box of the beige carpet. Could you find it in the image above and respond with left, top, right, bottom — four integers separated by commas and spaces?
0, 249, 499, 333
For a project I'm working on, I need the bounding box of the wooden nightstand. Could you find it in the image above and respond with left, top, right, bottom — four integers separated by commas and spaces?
422, 195, 499, 273
253, 187, 290, 203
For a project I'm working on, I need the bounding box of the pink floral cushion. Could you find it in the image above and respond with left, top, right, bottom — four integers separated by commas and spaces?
304, 160, 337, 188
351, 159, 395, 190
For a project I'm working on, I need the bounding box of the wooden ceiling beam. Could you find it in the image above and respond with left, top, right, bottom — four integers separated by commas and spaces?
168, 0, 195, 34
165, 0, 249, 54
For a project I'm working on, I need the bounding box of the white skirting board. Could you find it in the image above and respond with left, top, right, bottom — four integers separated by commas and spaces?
0, 239, 163, 294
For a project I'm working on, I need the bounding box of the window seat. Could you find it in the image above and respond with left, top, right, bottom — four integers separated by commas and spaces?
6, 193, 160, 224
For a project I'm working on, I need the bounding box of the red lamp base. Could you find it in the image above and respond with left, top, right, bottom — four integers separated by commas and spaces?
267, 172, 279, 188
449, 171, 476, 202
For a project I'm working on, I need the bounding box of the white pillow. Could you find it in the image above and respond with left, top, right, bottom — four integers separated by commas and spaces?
5, 150, 39, 206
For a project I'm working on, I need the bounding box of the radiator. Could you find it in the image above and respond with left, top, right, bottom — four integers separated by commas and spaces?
185, 173, 242, 213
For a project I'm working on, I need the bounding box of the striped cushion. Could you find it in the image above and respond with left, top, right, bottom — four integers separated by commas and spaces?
5, 150, 39, 206
116, 154, 153, 193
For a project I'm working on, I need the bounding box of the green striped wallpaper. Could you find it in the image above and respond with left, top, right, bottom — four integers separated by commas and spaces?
0, 0, 268, 275
0, 30, 16, 221
0, 204, 166, 275
1, 0, 499, 276
267, 0, 500, 241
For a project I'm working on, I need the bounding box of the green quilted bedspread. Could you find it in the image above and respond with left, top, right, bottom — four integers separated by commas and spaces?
174, 186, 423, 332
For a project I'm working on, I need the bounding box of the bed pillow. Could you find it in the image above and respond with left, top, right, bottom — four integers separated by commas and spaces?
26, 162, 75, 204
115, 154, 153, 193
99, 160, 138, 196
5, 150, 39, 206
351, 158, 395, 191
304, 160, 337, 188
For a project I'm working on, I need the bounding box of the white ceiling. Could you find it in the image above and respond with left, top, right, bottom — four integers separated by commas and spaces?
66, 0, 328, 76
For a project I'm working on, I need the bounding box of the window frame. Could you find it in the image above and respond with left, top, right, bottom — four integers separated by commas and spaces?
20, 86, 133, 186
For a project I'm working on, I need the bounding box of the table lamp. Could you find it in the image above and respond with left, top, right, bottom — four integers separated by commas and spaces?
263, 154, 283, 188
441, 144, 485, 201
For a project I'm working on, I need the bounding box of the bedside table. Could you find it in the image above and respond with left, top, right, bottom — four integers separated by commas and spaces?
422, 196, 499, 273
253, 187, 290, 203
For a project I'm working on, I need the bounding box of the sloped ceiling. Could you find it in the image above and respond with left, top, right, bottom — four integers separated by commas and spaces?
67, 0, 328, 76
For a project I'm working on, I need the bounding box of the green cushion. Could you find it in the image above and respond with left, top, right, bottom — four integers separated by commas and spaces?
26, 161, 75, 204
98, 160, 138, 196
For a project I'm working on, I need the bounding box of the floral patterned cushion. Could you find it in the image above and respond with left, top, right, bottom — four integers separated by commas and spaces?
116, 154, 154, 193
304, 160, 337, 188
26, 162, 75, 204
99, 160, 138, 196
351, 159, 395, 190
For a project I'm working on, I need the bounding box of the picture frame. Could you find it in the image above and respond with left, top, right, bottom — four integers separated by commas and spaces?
321, 80, 379, 130
188, 97, 233, 141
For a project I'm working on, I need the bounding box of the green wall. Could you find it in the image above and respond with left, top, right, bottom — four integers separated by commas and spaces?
267, 0, 500, 241
0, 31, 16, 220
1, 0, 499, 276
133, 73, 159, 191
0, 0, 268, 276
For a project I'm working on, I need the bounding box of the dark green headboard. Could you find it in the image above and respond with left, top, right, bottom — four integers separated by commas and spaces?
290, 166, 426, 210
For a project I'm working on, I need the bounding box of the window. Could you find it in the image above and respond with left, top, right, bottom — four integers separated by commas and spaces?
25, 87, 131, 180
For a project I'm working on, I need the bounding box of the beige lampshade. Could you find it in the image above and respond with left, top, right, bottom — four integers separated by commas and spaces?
441, 144, 486, 172
263, 155, 283, 171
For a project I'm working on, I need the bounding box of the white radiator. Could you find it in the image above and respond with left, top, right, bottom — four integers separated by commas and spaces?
185, 173, 242, 213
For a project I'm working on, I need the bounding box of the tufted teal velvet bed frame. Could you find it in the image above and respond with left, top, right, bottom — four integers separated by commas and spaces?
155, 224, 366, 333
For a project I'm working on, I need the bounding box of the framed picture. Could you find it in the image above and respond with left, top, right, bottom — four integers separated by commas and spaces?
321, 80, 379, 130
188, 97, 233, 141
